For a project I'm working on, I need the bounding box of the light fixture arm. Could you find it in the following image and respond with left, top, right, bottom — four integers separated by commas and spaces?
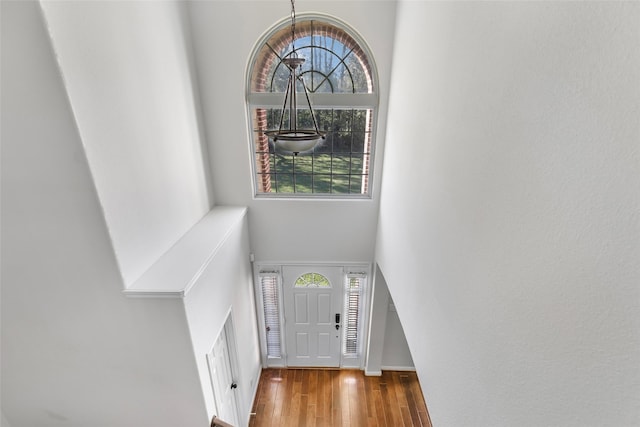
297, 74, 322, 134
275, 71, 293, 133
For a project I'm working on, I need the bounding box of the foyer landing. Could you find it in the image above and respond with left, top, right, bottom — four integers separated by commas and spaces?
249, 368, 431, 426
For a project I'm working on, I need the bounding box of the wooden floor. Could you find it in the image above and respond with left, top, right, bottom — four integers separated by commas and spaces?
249, 369, 432, 427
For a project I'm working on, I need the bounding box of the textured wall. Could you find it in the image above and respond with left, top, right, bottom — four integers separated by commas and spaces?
378, 1, 640, 425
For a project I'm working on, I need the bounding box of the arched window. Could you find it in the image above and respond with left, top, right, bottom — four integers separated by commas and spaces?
247, 16, 378, 197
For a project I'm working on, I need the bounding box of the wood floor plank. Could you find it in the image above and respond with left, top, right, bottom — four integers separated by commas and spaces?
418, 411, 431, 427
339, 371, 351, 425
400, 406, 413, 426
316, 370, 326, 418
364, 375, 376, 418
378, 383, 396, 426
249, 369, 430, 427
373, 389, 387, 427
400, 374, 422, 426
299, 395, 309, 426
356, 372, 368, 423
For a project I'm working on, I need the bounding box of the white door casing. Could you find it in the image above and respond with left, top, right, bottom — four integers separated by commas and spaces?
283, 265, 343, 367
207, 329, 239, 426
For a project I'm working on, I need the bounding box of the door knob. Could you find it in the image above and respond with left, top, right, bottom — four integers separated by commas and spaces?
231, 382, 238, 390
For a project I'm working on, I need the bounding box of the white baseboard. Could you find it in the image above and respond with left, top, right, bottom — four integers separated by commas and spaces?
364, 369, 382, 376
246, 366, 262, 424
381, 365, 416, 372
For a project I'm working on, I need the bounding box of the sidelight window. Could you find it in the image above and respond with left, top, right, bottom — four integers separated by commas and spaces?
258, 272, 282, 359
343, 273, 366, 358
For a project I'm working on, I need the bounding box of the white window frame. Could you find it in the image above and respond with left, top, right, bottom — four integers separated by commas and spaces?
246, 14, 379, 199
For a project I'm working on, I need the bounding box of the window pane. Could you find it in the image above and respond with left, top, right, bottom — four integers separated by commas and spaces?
344, 51, 370, 93
294, 155, 312, 172
352, 110, 367, 132
274, 155, 293, 171
253, 108, 372, 195
294, 174, 313, 193
316, 109, 334, 132
275, 174, 294, 193
313, 154, 332, 172
332, 132, 350, 153
350, 154, 365, 174
352, 132, 366, 153
332, 155, 351, 175
332, 175, 350, 194
253, 118, 372, 194
334, 110, 353, 131
350, 175, 364, 193
295, 273, 331, 288
313, 174, 331, 193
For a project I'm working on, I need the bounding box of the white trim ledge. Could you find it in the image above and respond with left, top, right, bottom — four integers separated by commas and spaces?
365, 370, 382, 377
123, 206, 247, 298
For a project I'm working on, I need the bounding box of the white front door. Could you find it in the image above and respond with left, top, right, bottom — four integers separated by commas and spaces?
283, 265, 343, 367
207, 329, 239, 426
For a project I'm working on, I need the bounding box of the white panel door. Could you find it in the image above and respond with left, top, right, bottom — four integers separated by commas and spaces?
207, 330, 239, 426
283, 266, 343, 367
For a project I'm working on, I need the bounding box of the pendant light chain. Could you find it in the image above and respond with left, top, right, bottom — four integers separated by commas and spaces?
290, 0, 296, 53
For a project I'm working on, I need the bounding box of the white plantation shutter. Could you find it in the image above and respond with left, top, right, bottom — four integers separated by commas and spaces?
259, 273, 282, 358
343, 273, 366, 357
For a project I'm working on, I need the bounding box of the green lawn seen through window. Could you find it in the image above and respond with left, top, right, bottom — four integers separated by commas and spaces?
257, 153, 366, 194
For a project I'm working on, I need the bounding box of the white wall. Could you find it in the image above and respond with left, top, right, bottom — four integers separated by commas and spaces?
1, 2, 207, 425
377, 1, 640, 426
382, 298, 414, 370
366, 265, 414, 374
188, 1, 396, 263
365, 265, 390, 375
184, 215, 262, 426
40, 0, 213, 287
1, 412, 13, 427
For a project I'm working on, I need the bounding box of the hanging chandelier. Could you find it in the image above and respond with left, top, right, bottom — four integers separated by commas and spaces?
265, 0, 326, 155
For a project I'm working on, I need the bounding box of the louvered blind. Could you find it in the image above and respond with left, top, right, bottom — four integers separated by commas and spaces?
260, 273, 282, 358
343, 274, 365, 357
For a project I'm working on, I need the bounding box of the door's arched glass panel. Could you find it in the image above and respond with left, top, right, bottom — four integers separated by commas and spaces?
294, 272, 331, 288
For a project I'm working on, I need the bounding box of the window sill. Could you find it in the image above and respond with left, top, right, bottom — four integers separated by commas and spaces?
254, 193, 373, 201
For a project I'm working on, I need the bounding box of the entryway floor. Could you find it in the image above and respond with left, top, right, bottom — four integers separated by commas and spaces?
249, 368, 432, 426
